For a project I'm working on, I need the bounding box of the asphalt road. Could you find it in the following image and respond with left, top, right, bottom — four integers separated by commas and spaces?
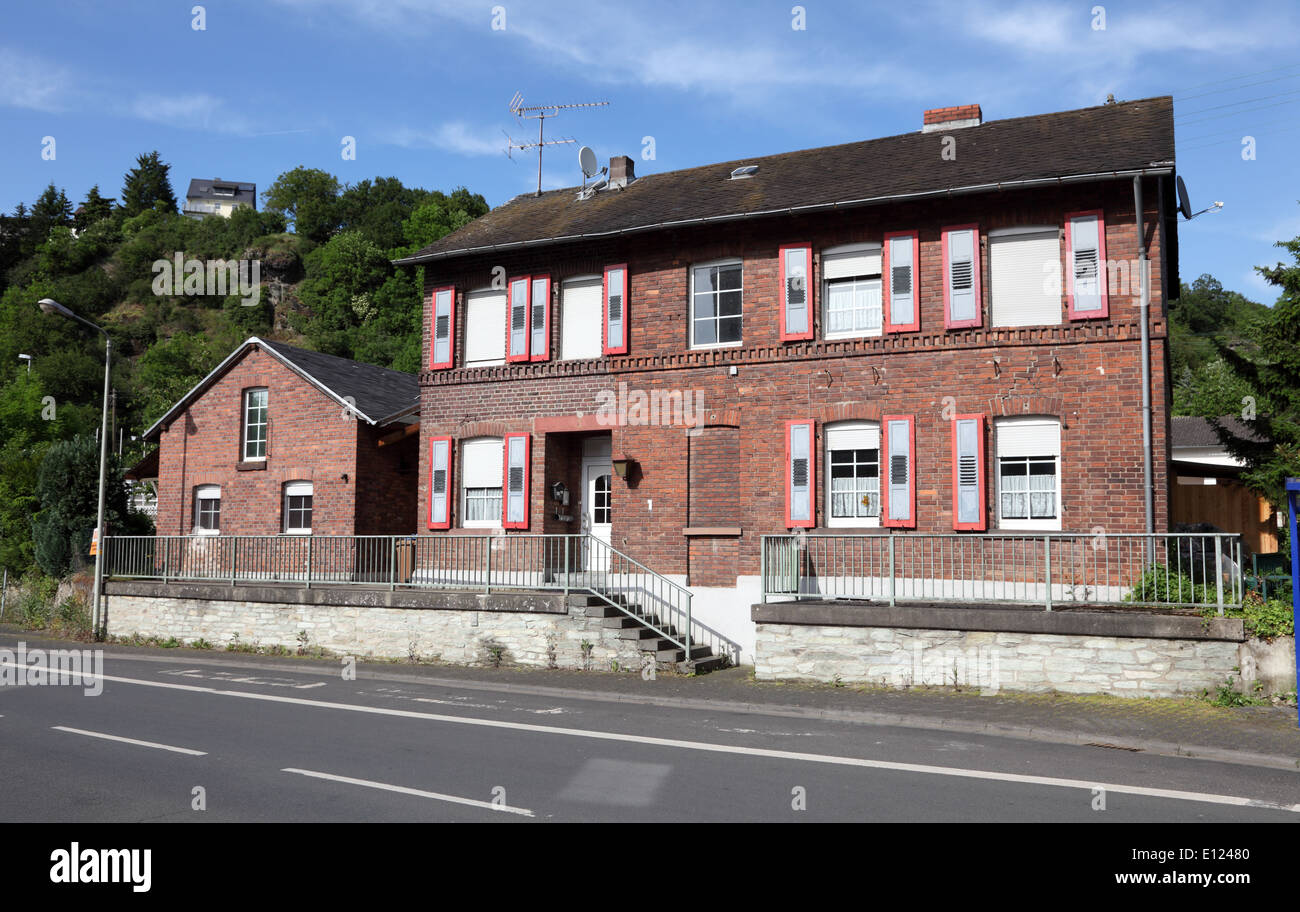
1, 642, 1298, 822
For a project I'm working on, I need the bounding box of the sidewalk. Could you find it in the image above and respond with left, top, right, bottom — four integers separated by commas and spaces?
4, 624, 1298, 770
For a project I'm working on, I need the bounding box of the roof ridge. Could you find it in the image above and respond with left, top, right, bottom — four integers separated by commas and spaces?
497, 96, 1176, 204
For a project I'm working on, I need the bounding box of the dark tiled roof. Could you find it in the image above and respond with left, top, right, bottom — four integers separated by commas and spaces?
260, 340, 419, 424
1171, 416, 1267, 449
398, 96, 1174, 265
186, 178, 257, 206
143, 337, 418, 440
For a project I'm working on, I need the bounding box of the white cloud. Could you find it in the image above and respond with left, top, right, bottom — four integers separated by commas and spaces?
384, 122, 505, 156
128, 93, 260, 135
0, 48, 74, 112
1241, 267, 1280, 304
269, 0, 939, 103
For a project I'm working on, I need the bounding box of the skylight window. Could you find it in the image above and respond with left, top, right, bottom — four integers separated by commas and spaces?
729, 165, 759, 180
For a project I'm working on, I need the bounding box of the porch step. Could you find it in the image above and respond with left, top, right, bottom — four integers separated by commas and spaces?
655, 644, 714, 663
685, 654, 731, 674
575, 589, 728, 674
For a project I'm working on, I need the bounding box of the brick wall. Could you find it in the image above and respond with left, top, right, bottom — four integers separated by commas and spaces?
414, 181, 1173, 586
153, 346, 415, 538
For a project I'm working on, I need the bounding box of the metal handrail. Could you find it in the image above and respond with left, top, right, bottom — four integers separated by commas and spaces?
103, 532, 704, 661
760, 531, 1244, 613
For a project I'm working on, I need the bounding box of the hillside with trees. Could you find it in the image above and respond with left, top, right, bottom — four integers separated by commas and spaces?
0, 152, 486, 581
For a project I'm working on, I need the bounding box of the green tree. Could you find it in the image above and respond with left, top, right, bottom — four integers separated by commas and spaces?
121, 151, 178, 217
1168, 274, 1266, 384
295, 230, 391, 356
1172, 358, 1259, 419
133, 332, 225, 426
31, 435, 129, 578
28, 184, 73, 250
1215, 219, 1300, 513
75, 185, 116, 231
400, 188, 489, 255
261, 167, 341, 244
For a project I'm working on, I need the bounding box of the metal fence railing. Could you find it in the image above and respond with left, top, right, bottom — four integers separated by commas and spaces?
761, 532, 1244, 613
103, 533, 715, 660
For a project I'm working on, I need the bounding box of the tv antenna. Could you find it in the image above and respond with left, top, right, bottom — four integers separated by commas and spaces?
504, 93, 609, 196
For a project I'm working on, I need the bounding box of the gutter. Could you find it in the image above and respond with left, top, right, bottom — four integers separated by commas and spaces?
394, 166, 1176, 266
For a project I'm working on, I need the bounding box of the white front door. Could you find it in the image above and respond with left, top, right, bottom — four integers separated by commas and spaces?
582, 459, 612, 571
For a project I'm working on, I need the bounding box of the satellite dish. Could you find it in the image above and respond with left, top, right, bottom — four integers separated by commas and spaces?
579, 146, 598, 179
1176, 176, 1193, 220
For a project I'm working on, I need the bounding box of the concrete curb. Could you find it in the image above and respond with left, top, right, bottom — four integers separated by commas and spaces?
8, 630, 1294, 774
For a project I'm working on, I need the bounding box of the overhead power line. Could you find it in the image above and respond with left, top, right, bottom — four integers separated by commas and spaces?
1176, 86, 1300, 119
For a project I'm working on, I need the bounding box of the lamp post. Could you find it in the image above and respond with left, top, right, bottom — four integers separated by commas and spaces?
18, 353, 32, 374
38, 298, 111, 639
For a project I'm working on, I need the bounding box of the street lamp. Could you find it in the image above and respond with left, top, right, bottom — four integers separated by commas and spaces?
38, 298, 112, 639
18, 353, 32, 374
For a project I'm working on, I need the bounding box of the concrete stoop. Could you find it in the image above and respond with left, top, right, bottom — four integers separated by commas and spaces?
569, 593, 729, 674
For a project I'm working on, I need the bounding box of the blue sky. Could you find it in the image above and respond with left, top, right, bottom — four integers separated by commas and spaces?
1, 0, 1297, 303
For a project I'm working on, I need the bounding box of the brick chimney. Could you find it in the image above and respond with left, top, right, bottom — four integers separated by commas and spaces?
609, 155, 635, 189
922, 104, 983, 132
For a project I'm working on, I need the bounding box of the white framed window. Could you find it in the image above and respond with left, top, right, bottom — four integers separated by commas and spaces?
283, 481, 313, 534
822, 244, 883, 339
460, 436, 504, 528
560, 276, 603, 360
989, 227, 1061, 327
994, 417, 1061, 530
242, 388, 268, 461
463, 288, 507, 366
194, 485, 221, 535
825, 421, 881, 527
690, 259, 743, 348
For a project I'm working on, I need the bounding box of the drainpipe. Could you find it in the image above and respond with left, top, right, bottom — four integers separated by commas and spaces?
1134, 176, 1154, 539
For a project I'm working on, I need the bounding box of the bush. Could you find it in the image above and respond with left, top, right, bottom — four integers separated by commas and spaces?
1126, 564, 1216, 605
15, 573, 57, 627
1215, 591, 1295, 640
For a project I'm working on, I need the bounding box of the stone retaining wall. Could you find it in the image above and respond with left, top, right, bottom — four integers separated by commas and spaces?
105, 583, 646, 672
750, 602, 1279, 698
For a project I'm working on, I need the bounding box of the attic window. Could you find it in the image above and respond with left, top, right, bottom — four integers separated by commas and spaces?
729, 166, 759, 180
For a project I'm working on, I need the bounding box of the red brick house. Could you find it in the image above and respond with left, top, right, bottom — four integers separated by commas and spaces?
395, 97, 1181, 660
143, 337, 420, 538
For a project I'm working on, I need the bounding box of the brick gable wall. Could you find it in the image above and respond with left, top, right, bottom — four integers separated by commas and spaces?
153, 347, 414, 537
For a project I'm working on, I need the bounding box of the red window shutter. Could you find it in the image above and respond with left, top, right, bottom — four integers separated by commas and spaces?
785, 419, 815, 528
942, 225, 982, 329
429, 286, 455, 369
529, 274, 551, 361
1065, 209, 1109, 319
603, 264, 628, 355
427, 436, 452, 529
883, 231, 920, 333
507, 276, 530, 362
881, 415, 916, 528
778, 243, 814, 341
950, 415, 986, 530
502, 433, 531, 529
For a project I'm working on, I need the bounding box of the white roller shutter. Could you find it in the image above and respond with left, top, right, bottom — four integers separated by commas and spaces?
822, 245, 881, 280
995, 419, 1060, 458
462, 437, 504, 488
560, 278, 603, 360
989, 229, 1061, 327
463, 289, 506, 365
825, 423, 880, 451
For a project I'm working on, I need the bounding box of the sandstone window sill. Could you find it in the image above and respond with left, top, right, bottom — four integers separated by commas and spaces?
682, 526, 742, 537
